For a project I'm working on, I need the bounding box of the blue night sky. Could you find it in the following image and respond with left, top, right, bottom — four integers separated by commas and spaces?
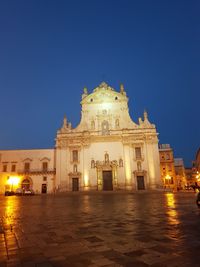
0, 0, 199, 166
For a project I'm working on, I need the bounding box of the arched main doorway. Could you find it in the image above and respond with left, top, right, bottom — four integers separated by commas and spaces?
21, 178, 32, 191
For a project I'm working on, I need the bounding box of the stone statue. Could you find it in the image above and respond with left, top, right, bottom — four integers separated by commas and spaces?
120, 83, 124, 93
119, 158, 123, 167
144, 110, 148, 120
83, 87, 88, 95
63, 115, 67, 129
138, 117, 143, 125
105, 152, 109, 163
115, 119, 119, 128
91, 160, 95, 168
82, 87, 88, 99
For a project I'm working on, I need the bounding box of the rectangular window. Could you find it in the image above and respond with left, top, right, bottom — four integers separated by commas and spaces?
24, 162, 30, 172
43, 176, 47, 181
42, 162, 48, 171
3, 165, 7, 172
135, 147, 142, 159
11, 164, 16, 172
72, 150, 78, 162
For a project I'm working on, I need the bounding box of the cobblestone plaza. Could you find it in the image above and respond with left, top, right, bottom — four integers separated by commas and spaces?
0, 192, 200, 267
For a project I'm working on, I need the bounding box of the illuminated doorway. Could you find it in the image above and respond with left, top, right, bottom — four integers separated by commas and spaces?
21, 178, 31, 191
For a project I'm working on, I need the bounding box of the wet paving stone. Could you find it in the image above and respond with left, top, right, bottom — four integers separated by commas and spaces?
0, 192, 200, 266
84, 236, 104, 243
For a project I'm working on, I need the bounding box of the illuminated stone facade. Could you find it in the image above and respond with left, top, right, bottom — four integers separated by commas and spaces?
159, 144, 177, 191
55, 82, 161, 192
0, 82, 161, 193
0, 149, 55, 194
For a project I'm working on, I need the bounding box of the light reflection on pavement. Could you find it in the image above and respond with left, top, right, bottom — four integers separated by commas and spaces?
0, 192, 200, 267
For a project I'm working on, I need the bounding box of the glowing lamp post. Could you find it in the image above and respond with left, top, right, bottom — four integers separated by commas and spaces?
7, 176, 20, 192
165, 174, 171, 189
196, 171, 200, 187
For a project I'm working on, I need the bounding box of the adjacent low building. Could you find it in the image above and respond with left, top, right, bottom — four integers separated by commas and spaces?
185, 148, 200, 188
174, 158, 187, 190
0, 82, 162, 194
0, 149, 55, 194
159, 144, 176, 191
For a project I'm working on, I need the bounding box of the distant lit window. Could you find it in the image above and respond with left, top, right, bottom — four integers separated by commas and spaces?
3, 165, 7, 172
24, 162, 30, 172
11, 164, 16, 172
72, 150, 78, 162
135, 147, 142, 159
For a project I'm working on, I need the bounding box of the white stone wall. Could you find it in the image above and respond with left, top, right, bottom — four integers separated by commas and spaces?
55, 82, 161, 192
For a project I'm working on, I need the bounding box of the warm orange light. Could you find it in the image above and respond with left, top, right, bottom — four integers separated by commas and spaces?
84, 173, 89, 187
165, 174, 171, 180
7, 176, 20, 186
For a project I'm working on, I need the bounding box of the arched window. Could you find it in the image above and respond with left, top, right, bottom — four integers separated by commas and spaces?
24, 162, 30, 172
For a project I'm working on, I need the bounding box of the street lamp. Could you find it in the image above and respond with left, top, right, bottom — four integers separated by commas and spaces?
165, 174, 171, 189
196, 171, 200, 187
7, 176, 20, 192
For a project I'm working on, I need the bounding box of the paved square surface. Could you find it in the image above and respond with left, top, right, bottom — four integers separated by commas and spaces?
0, 192, 200, 267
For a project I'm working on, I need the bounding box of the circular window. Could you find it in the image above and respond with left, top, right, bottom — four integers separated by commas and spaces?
115, 97, 118, 100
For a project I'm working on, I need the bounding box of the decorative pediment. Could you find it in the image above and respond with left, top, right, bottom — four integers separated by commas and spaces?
40, 157, 50, 162
133, 170, 147, 175
81, 82, 128, 105
68, 172, 82, 177
22, 158, 32, 162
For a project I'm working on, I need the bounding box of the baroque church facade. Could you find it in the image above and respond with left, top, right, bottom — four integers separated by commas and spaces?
0, 82, 161, 194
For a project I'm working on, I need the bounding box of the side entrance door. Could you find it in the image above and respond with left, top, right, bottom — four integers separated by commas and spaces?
41, 184, 47, 193
103, 171, 113, 191
137, 176, 145, 190
72, 178, 79, 191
